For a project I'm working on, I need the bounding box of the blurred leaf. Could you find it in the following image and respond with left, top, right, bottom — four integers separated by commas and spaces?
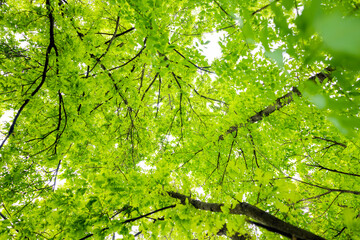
314, 13, 360, 58
265, 49, 284, 68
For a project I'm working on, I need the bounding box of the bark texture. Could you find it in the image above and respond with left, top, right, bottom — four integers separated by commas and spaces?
168, 191, 326, 240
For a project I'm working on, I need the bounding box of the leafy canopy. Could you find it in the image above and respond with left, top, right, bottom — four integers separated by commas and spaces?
1, 0, 360, 239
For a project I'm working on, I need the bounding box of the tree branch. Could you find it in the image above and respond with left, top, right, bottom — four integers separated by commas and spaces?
167, 191, 326, 240
121, 205, 176, 224
213, 0, 233, 19
307, 163, 360, 177
219, 68, 334, 139
88, 16, 121, 74
0, 0, 57, 150
0, 212, 7, 220
108, 38, 147, 72
312, 136, 346, 148
104, 27, 135, 45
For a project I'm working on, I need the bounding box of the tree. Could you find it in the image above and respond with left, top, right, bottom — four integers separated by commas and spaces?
0, 0, 360, 239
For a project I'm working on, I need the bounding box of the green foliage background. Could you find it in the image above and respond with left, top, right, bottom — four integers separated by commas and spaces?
0, 0, 360, 239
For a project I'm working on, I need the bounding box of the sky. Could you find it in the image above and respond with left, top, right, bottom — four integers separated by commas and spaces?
195, 31, 225, 64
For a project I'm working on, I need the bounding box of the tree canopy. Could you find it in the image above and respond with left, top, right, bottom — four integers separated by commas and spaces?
1, 0, 360, 239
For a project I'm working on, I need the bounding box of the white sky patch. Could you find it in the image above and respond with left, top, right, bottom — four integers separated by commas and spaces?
54, 178, 67, 191
161, 134, 178, 148
130, 226, 139, 235
206, 102, 214, 112
134, 43, 142, 51
137, 160, 156, 172
194, 31, 225, 64
78, 62, 87, 70
167, 134, 176, 142
250, 43, 264, 58
194, 186, 205, 196
15, 33, 30, 49
0, 109, 14, 126
294, 5, 305, 16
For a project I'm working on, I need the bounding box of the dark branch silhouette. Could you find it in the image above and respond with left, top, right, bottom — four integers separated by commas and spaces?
168, 191, 325, 240
0, 0, 58, 150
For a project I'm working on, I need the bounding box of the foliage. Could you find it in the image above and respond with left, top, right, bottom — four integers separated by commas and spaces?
0, 0, 360, 239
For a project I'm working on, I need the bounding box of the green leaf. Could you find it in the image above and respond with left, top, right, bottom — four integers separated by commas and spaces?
314, 13, 360, 58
